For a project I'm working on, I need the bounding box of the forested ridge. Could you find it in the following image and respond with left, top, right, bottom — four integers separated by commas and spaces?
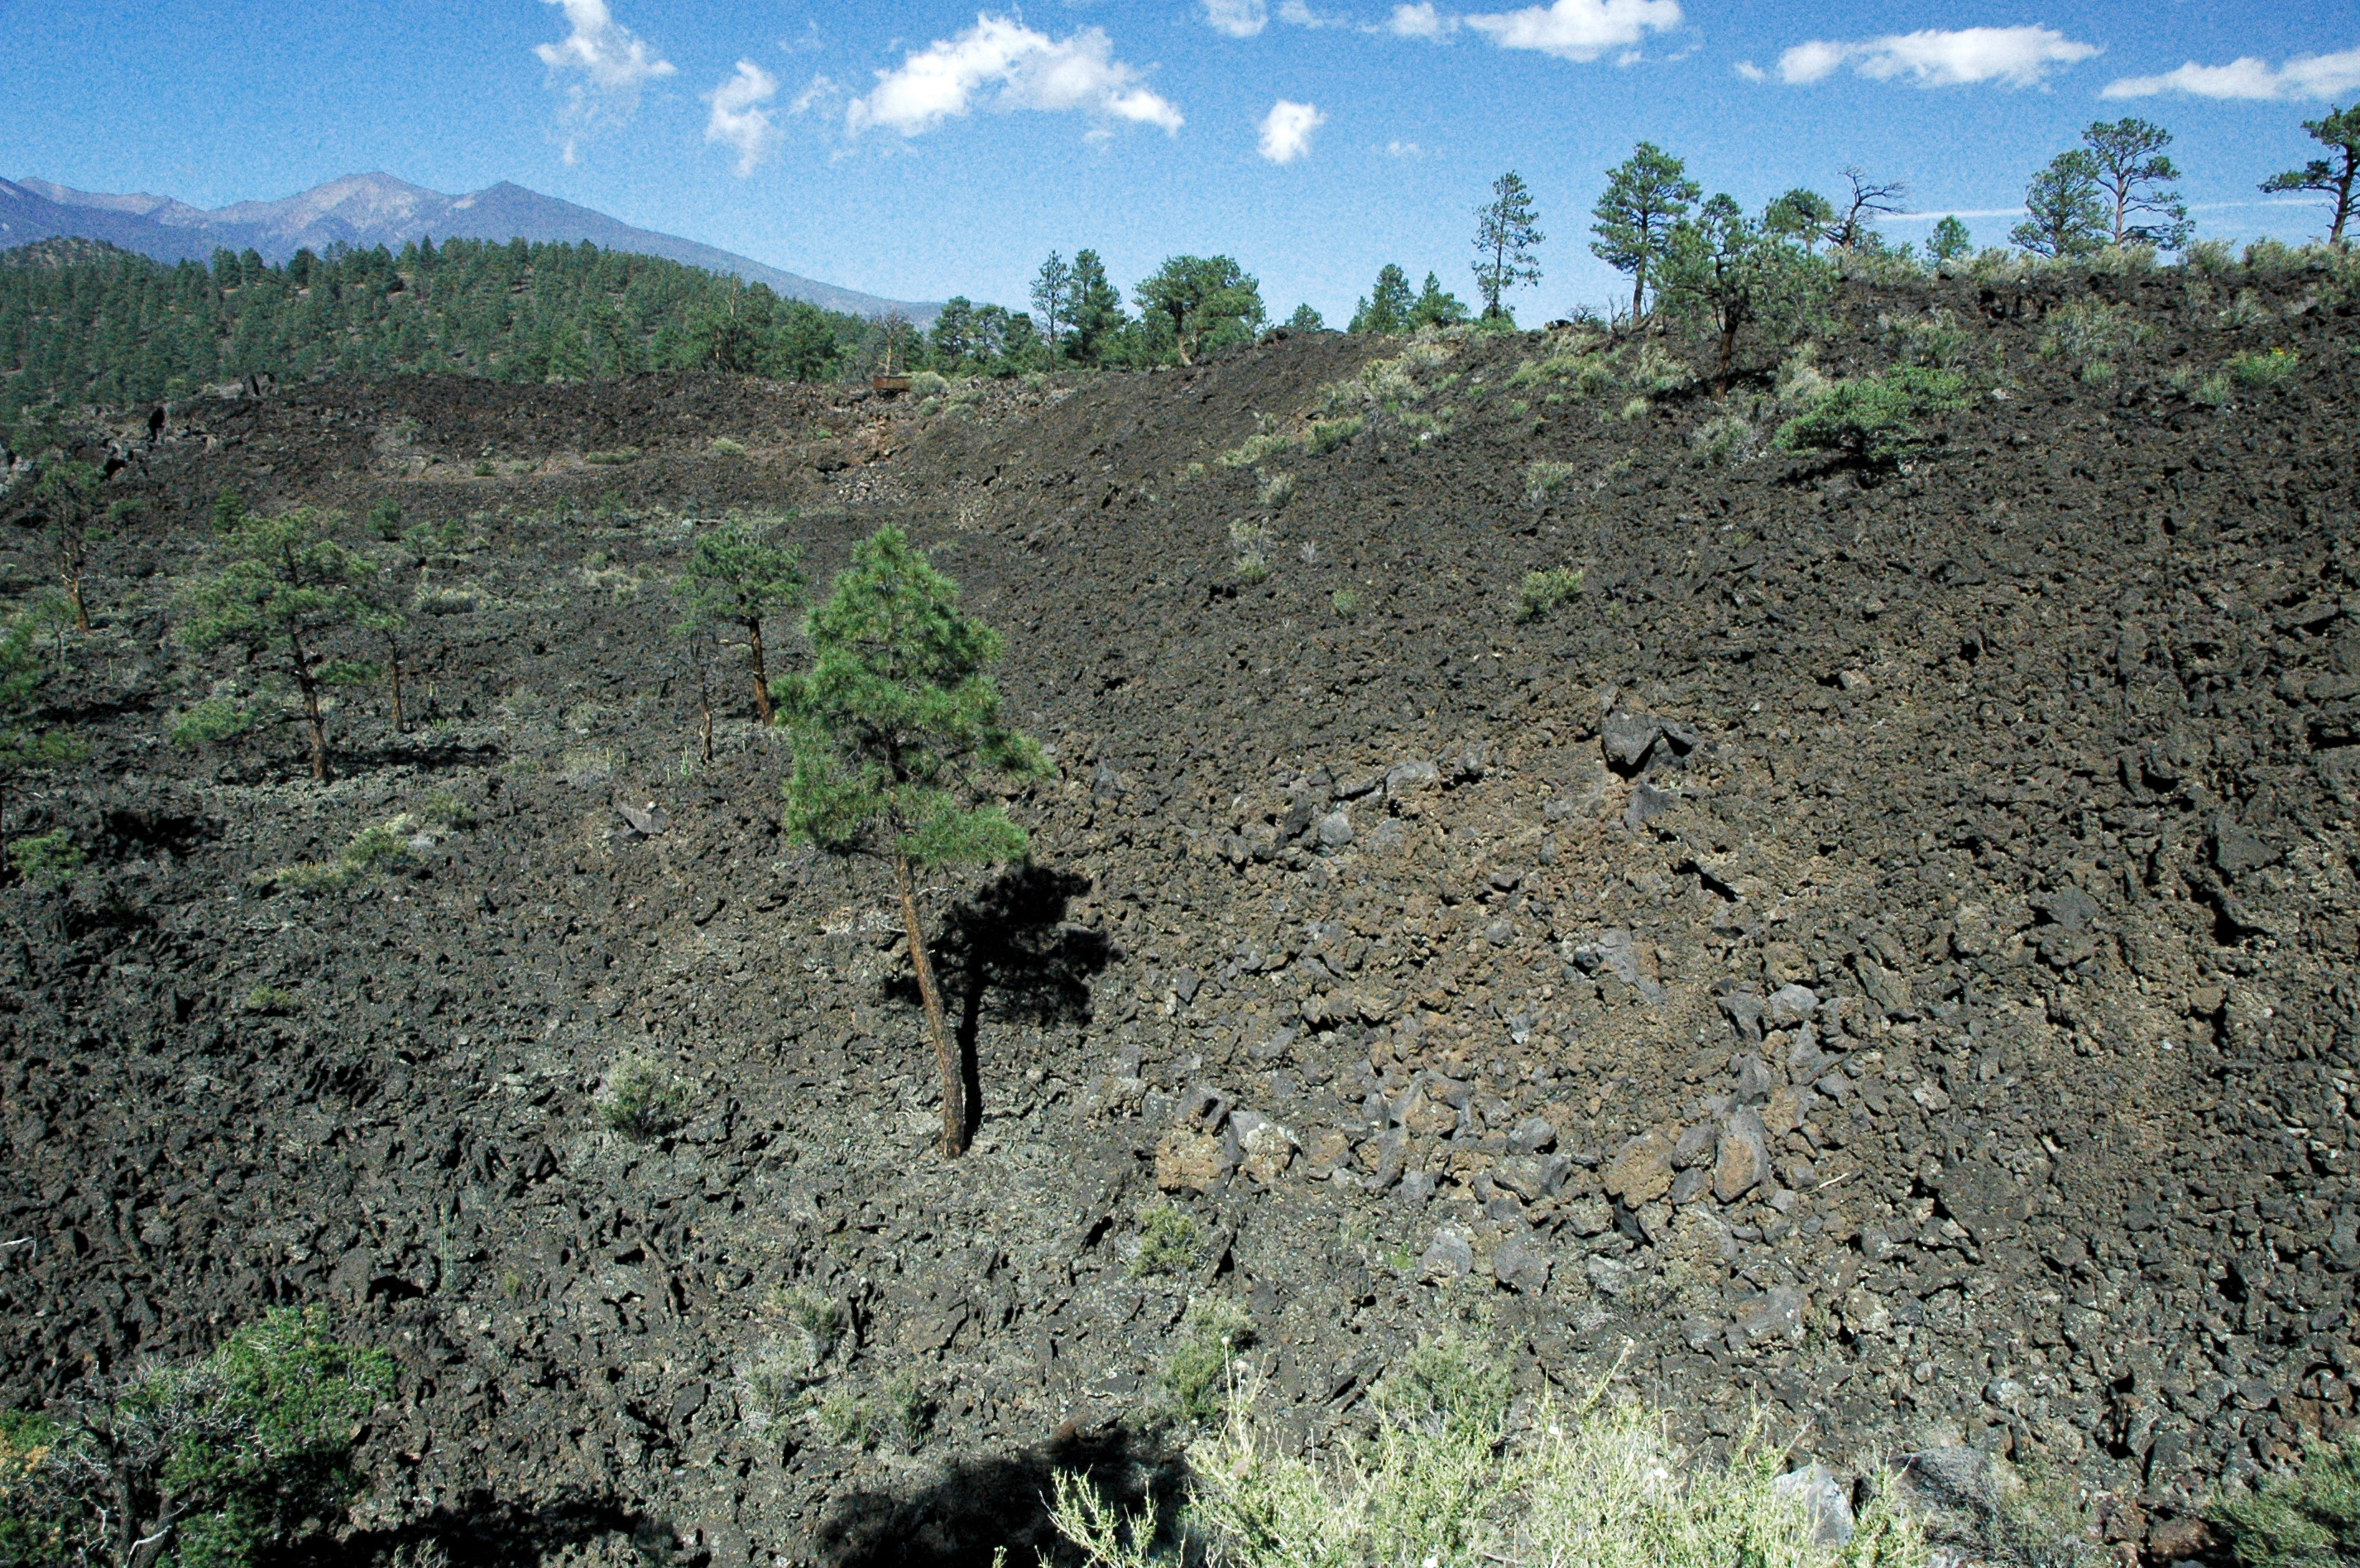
0, 234, 868, 421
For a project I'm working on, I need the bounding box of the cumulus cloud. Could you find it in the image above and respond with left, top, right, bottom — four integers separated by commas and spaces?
704, 60, 780, 175
1387, 3, 1456, 40
1776, 26, 2098, 89
846, 15, 1182, 137
1258, 99, 1326, 162
1204, 0, 1268, 36
2103, 46, 2360, 100
1733, 58, 1765, 81
534, 0, 675, 160
1461, 0, 1681, 63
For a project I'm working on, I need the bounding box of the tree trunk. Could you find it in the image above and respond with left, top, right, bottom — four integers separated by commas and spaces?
65, 569, 89, 632
289, 630, 329, 783
388, 648, 405, 733
1632, 261, 1646, 323
895, 851, 965, 1156
746, 617, 773, 725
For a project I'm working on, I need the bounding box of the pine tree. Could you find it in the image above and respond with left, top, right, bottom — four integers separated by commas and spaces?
0, 611, 82, 879
181, 506, 385, 783
674, 518, 805, 725
22, 459, 108, 630
1066, 250, 1125, 366
1285, 303, 1324, 331
1473, 172, 1543, 320
1658, 194, 1833, 392
1590, 143, 1697, 319
1930, 216, 1974, 264
1030, 252, 1073, 357
2261, 104, 2358, 246
2012, 151, 2110, 258
777, 525, 1048, 1157
1411, 271, 1470, 327
1134, 257, 1264, 365
1347, 264, 1414, 333
2082, 119, 2191, 250
1763, 189, 1835, 252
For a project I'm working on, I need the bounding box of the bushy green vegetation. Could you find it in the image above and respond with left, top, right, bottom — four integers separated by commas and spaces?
2229, 347, 2300, 387
259, 816, 418, 893
599, 1053, 693, 1141
2210, 1434, 2360, 1568
0, 235, 871, 427
1130, 1202, 1202, 1278
1058, 1334, 1922, 1568
1518, 567, 1587, 621
1154, 1297, 1253, 1427
0, 1308, 391, 1568
1776, 366, 1967, 465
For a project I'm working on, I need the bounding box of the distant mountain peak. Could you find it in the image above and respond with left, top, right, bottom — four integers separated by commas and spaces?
0, 171, 935, 321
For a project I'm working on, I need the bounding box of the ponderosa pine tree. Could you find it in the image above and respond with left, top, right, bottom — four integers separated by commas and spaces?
0, 612, 81, 878
2083, 118, 2191, 250
1411, 271, 1471, 327
1930, 216, 1974, 264
1473, 172, 1543, 321
24, 459, 106, 631
2012, 151, 2110, 258
1659, 194, 1832, 393
777, 525, 1048, 1157
1030, 252, 1073, 355
1763, 188, 1835, 252
674, 518, 805, 725
1066, 250, 1125, 365
1134, 257, 1264, 365
2262, 104, 2359, 246
1348, 265, 1415, 333
1590, 143, 1696, 319
181, 507, 385, 783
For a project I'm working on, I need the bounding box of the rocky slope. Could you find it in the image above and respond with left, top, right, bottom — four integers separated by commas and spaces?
2, 257, 2356, 1566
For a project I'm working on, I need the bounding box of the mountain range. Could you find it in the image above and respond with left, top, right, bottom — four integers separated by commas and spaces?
0, 171, 933, 322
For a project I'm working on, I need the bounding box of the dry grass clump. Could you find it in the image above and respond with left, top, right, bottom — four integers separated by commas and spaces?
1053, 1333, 1922, 1568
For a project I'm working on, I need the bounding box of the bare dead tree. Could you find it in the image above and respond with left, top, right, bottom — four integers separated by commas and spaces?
1828, 166, 1909, 251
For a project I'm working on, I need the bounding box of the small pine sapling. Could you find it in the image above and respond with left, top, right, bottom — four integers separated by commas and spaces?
776, 525, 1048, 1156
674, 519, 805, 725
181, 507, 385, 783
24, 459, 108, 631
0, 614, 83, 880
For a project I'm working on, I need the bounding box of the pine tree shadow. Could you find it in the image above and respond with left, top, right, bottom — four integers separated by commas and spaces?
300, 1489, 680, 1566
884, 863, 1117, 1139
812, 1423, 1183, 1568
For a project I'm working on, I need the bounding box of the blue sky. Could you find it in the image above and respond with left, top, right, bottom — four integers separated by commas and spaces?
2, 1, 2353, 319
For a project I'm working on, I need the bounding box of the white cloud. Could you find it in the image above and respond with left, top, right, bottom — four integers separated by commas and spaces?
2103, 46, 2360, 100
1777, 26, 2098, 89
846, 15, 1183, 137
1733, 58, 1765, 81
704, 60, 780, 175
1385, 138, 1427, 157
1204, 0, 1268, 37
789, 74, 842, 117
534, 0, 675, 161
1258, 98, 1325, 162
1278, 2, 1348, 26
1461, 0, 1681, 63
1387, 2, 1456, 39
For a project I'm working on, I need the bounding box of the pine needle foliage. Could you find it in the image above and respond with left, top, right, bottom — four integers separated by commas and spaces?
180, 507, 387, 782
776, 525, 1047, 1155
673, 518, 805, 724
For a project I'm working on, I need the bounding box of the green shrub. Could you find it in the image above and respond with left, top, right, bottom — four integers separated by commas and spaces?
1058, 1333, 1923, 1568
1233, 553, 1269, 585
1775, 366, 1967, 465
2229, 348, 2299, 388
1257, 471, 1295, 510
2219, 290, 2271, 329
258, 817, 419, 894
7, 829, 82, 889
1891, 308, 1968, 368
1523, 460, 1581, 506
471, 460, 495, 477
1331, 588, 1362, 618
1303, 416, 1362, 455
1130, 1203, 1202, 1278
908, 370, 950, 397
599, 1054, 691, 1141
813, 1388, 879, 1449
2185, 238, 2237, 276
0, 1308, 391, 1568
242, 985, 299, 1016
2210, 1435, 2360, 1568
416, 790, 476, 831
708, 436, 747, 456
1518, 567, 1586, 622
1156, 1297, 1253, 1427
2039, 300, 2149, 366
583, 447, 640, 466
170, 697, 262, 746
1691, 415, 1758, 466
